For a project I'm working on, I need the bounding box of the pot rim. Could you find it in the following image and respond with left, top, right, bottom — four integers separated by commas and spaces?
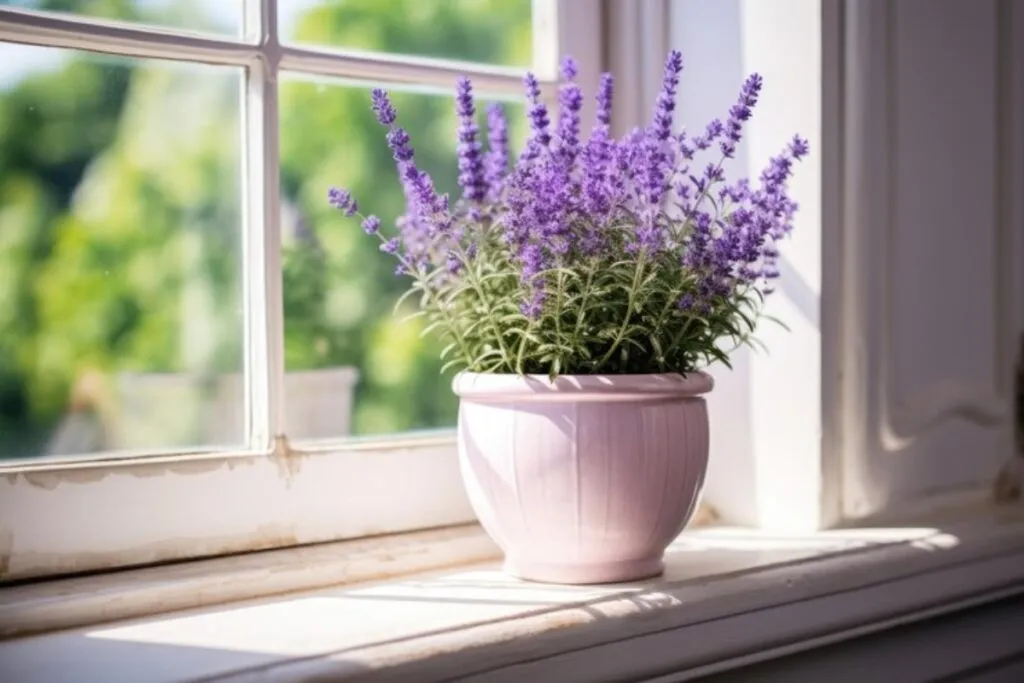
452, 371, 713, 402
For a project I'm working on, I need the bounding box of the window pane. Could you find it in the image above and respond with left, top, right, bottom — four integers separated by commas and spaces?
0, 43, 244, 460
279, 76, 525, 440
279, 0, 532, 68
0, 0, 243, 37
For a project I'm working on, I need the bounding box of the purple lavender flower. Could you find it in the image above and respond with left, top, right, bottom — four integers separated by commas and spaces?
790, 135, 810, 159
484, 103, 509, 201
371, 88, 396, 125
596, 72, 613, 126
326, 51, 810, 363
370, 88, 446, 231
455, 76, 487, 201
677, 130, 695, 160
521, 72, 551, 160
520, 288, 545, 319
650, 50, 683, 143
327, 186, 350, 210
361, 215, 381, 234
638, 49, 685, 219
386, 128, 414, 163
445, 250, 462, 274
555, 57, 583, 169
519, 242, 545, 279
582, 126, 613, 219
720, 73, 762, 158
328, 187, 358, 216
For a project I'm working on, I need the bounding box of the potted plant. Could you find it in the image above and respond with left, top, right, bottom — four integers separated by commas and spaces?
329, 51, 808, 584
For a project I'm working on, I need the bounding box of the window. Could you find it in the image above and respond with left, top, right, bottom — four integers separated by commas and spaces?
0, 0, 596, 581
5, 0, 1014, 585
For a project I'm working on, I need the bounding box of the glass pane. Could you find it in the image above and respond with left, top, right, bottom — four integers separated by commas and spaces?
279, 76, 526, 440
279, 0, 532, 68
0, 0, 243, 37
0, 43, 244, 460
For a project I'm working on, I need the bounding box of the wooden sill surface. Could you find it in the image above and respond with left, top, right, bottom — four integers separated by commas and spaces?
2, 508, 1024, 683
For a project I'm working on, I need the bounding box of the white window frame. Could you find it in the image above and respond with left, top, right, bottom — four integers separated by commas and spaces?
6, 0, 1017, 585
661, 0, 1023, 533
0, 0, 602, 582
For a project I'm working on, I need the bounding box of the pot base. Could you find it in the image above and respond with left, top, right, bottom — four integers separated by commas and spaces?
503, 555, 665, 585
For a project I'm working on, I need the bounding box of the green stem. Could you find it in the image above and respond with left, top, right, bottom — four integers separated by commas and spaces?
572, 265, 596, 349
667, 315, 700, 368
650, 283, 688, 369
553, 267, 564, 371
452, 243, 513, 365
420, 277, 474, 370
597, 252, 647, 369
515, 319, 534, 375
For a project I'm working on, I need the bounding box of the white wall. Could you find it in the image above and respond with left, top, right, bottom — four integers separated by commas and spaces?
667, 0, 1023, 528
668, 0, 825, 530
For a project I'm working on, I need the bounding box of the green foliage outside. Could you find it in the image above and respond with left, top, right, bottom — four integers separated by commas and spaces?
0, 0, 531, 458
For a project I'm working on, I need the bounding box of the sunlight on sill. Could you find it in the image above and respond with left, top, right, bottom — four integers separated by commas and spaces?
80, 526, 961, 659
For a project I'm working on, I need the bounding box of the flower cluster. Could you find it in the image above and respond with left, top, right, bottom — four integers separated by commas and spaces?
330, 50, 808, 376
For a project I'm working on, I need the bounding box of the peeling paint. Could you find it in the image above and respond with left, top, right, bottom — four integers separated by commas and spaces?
4, 523, 299, 583
2, 452, 261, 491
270, 434, 304, 485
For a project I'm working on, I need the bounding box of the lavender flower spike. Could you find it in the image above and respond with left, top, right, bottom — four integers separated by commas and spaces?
595, 72, 614, 127
328, 186, 358, 216
484, 103, 509, 200
555, 56, 583, 168
638, 49, 685, 217
455, 76, 487, 202
651, 49, 683, 142
720, 73, 762, 158
522, 72, 551, 154
370, 88, 396, 126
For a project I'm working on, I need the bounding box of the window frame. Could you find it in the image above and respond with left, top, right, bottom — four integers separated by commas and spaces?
0, 0, 598, 581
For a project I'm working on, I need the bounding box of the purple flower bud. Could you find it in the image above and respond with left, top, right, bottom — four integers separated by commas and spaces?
720, 73, 762, 158
522, 72, 551, 155
446, 250, 462, 273
596, 73, 614, 127
484, 103, 509, 200
520, 288, 546, 319
371, 88, 397, 126
561, 56, 579, 81
361, 215, 381, 234
555, 77, 583, 169
380, 238, 400, 254
455, 76, 487, 201
790, 135, 810, 159
386, 128, 414, 162
327, 186, 354, 212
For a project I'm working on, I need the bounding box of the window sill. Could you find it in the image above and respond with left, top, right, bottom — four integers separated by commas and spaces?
3, 506, 1024, 683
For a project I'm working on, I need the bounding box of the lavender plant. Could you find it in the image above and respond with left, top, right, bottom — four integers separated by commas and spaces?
329, 51, 808, 376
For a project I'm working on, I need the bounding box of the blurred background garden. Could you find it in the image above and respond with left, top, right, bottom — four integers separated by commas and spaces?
0, 0, 530, 459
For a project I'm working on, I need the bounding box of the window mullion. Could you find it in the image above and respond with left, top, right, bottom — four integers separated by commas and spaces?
0, 6, 257, 65
243, 0, 285, 451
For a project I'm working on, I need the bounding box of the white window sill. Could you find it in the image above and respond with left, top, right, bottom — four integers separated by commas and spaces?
2, 506, 1024, 683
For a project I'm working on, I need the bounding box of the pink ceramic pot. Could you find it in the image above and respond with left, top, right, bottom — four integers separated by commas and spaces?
453, 372, 713, 584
